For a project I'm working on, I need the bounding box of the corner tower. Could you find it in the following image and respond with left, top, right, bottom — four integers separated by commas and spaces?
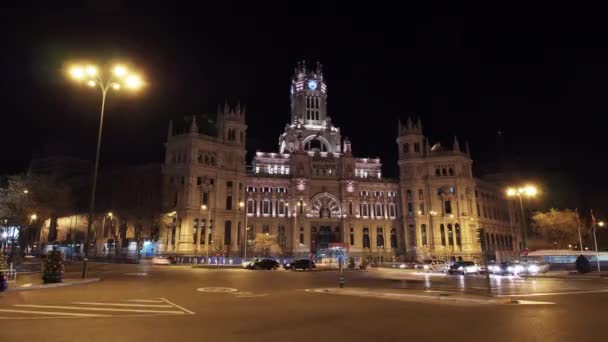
290, 61, 327, 125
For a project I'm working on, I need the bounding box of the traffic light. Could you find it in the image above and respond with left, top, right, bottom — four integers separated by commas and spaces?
476, 228, 486, 252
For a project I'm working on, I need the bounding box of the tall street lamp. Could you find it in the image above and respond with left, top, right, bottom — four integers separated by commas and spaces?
239, 201, 247, 261
201, 205, 211, 263
68, 63, 144, 278
505, 185, 538, 255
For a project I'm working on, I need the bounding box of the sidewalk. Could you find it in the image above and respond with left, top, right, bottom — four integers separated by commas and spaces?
5, 269, 102, 292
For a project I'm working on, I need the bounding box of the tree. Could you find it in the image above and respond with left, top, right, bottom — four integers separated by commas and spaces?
531, 209, 583, 249
42, 249, 64, 283
0, 174, 74, 255
576, 255, 591, 274
252, 233, 282, 257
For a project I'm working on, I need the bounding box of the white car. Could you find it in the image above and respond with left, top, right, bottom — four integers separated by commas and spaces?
151, 256, 171, 265
416, 259, 447, 273
448, 261, 479, 275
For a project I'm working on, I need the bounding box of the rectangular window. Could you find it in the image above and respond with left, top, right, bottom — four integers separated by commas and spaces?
226, 195, 232, 210
444, 200, 452, 214
201, 192, 208, 205
418, 189, 424, 200
419, 203, 425, 215
409, 224, 416, 247
421, 224, 427, 246
197, 177, 202, 185
389, 204, 396, 218
414, 143, 420, 153
348, 201, 353, 215
440, 224, 446, 246
407, 203, 413, 216
406, 190, 412, 201
476, 203, 480, 217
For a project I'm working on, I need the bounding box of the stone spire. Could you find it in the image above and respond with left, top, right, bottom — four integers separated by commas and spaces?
453, 136, 460, 152
190, 116, 198, 135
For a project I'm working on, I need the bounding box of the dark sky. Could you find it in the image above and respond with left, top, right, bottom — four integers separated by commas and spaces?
2, 3, 607, 214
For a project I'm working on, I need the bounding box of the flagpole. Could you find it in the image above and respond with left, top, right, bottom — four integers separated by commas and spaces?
575, 208, 583, 254
591, 210, 601, 274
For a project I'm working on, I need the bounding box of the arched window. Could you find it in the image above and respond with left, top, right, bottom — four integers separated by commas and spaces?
193, 219, 199, 243
447, 224, 454, 246
262, 200, 270, 215
440, 224, 446, 246
377, 227, 384, 247
390, 228, 398, 248
375, 203, 383, 217
421, 224, 427, 246
389, 204, 396, 218
363, 228, 370, 248
361, 203, 368, 217
224, 221, 232, 245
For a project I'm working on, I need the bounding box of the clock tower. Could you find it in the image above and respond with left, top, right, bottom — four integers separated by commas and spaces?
290, 60, 328, 125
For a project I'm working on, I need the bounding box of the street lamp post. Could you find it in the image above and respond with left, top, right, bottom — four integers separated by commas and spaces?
68, 63, 144, 278
239, 201, 247, 261
201, 205, 211, 263
506, 185, 538, 258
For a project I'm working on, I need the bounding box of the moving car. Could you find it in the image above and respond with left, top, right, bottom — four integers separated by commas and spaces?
246, 258, 280, 270
151, 256, 172, 265
416, 259, 447, 273
488, 262, 524, 275
284, 259, 316, 270
523, 261, 550, 275
448, 261, 479, 275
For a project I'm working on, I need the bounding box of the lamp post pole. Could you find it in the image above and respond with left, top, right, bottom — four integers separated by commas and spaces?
67, 64, 143, 279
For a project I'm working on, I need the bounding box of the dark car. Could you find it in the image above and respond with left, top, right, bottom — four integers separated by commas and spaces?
284, 259, 316, 270
448, 261, 479, 275
247, 258, 280, 270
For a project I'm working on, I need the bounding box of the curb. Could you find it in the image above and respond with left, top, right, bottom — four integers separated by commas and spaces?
306, 288, 502, 305
7, 278, 101, 292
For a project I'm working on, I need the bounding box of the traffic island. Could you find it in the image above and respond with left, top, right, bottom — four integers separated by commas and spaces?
6, 277, 101, 292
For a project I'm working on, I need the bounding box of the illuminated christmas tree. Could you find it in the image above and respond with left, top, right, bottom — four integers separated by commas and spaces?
42, 250, 64, 283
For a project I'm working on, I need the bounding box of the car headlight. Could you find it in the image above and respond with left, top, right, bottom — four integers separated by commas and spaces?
457, 266, 463, 270
285, 263, 290, 267
242, 262, 250, 267
399, 264, 406, 269
514, 265, 524, 273
528, 265, 539, 274
507, 266, 514, 272
423, 265, 430, 270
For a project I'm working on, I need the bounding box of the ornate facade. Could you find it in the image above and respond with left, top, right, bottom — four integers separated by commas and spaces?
161, 62, 522, 262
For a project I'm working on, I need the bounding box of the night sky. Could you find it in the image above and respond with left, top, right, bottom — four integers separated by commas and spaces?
2, 3, 607, 214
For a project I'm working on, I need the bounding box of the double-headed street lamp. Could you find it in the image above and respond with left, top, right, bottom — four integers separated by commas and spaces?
68, 63, 144, 278
505, 185, 538, 253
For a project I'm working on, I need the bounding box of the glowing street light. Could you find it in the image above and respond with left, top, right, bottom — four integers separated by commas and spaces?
505, 184, 539, 253
30, 214, 37, 221
599, 221, 605, 228
67, 62, 145, 279
23, 189, 29, 194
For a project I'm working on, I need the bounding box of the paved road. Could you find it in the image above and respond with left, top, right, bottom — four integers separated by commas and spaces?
1, 263, 607, 342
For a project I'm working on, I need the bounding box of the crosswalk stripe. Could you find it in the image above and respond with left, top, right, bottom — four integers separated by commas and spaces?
14, 305, 186, 314
72, 302, 172, 308
0, 309, 109, 317
126, 299, 164, 303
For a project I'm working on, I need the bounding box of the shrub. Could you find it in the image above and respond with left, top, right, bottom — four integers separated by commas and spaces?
575, 255, 591, 274
42, 250, 64, 283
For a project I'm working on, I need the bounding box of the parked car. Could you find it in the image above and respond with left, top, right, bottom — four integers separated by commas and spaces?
151, 256, 172, 265
448, 261, 479, 275
416, 259, 447, 273
487, 262, 525, 275
284, 259, 316, 270
247, 258, 280, 270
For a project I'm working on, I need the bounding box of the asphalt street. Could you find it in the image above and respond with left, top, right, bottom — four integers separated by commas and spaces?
1, 263, 608, 342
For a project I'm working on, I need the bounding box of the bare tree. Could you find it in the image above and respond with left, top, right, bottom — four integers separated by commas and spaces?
531, 209, 584, 249
252, 233, 282, 257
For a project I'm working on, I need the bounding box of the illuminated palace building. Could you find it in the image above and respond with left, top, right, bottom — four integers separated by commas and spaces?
162, 62, 522, 262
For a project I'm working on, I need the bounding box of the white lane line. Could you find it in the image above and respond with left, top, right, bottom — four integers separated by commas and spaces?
72, 302, 172, 308
14, 305, 185, 314
496, 289, 608, 297
515, 300, 556, 305
126, 299, 164, 303
159, 298, 195, 315
0, 309, 109, 317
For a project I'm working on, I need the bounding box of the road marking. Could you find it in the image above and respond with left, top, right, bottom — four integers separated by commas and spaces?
0, 309, 109, 317
126, 299, 164, 303
14, 305, 186, 314
495, 289, 608, 298
160, 298, 195, 315
232, 292, 269, 298
514, 300, 556, 305
72, 302, 172, 308
125, 272, 149, 276
196, 287, 238, 293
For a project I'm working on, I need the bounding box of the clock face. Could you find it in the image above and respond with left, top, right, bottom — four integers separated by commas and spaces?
307, 80, 318, 90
